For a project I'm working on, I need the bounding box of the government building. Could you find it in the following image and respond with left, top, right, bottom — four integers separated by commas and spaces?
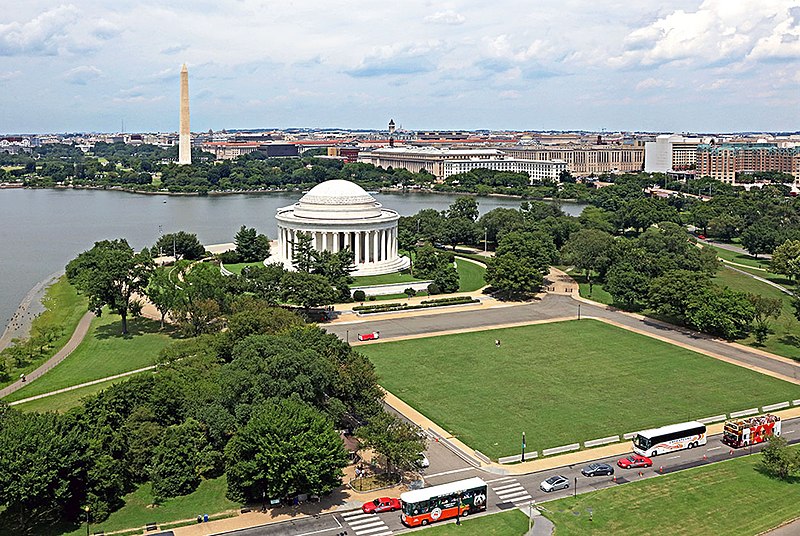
271, 180, 410, 276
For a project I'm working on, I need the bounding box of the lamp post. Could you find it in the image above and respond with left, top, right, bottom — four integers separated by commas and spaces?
455, 490, 463, 525
484, 228, 488, 253
577, 303, 581, 320
521, 432, 526, 462
574, 477, 577, 498
85, 505, 90, 536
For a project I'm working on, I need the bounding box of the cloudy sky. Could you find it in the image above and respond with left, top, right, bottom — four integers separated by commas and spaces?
1, 0, 798, 134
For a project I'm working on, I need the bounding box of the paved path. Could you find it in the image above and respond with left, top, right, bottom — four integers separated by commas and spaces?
765, 517, 800, 535
698, 238, 772, 260
0, 311, 94, 398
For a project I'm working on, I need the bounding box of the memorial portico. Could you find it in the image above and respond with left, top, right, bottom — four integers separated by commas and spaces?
273, 180, 410, 276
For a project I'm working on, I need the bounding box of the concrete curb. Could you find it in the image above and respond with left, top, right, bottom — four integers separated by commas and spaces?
698, 415, 727, 424
730, 408, 759, 418
542, 443, 580, 457
763, 402, 790, 412
584, 436, 620, 448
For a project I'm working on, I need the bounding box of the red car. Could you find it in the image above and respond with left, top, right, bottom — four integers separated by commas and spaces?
617, 454, 653, 469
358, 331, 380, 342
362, 497, 401, 514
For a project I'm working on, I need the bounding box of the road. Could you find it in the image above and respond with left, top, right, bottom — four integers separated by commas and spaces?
328, 294, 800, 382
218, 418, 800, 535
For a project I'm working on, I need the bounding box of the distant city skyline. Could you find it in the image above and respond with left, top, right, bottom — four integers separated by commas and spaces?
1, 1, 799, 134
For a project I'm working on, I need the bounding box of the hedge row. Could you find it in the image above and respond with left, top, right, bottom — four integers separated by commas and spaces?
353, 296, 479, 314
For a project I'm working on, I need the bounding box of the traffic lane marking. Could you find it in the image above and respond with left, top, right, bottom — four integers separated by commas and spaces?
667, 455, 681, 459
494, 482, 524, 491
424, 467, 475, 478
707, 446, 722, 451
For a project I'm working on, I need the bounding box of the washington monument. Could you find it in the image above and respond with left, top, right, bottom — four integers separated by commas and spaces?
178, 63, 191, 165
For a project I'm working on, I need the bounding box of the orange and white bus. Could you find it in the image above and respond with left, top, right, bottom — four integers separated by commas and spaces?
400, 477, 487, 527
722, 414, 781, 448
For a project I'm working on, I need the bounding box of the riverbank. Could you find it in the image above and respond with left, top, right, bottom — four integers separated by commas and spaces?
0, 270, 61, 354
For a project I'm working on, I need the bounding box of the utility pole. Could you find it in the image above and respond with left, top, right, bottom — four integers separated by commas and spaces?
521, 432, 526, 462
484, 227, 488, 253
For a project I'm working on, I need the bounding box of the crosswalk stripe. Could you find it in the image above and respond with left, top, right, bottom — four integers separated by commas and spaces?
362, 532, 392, 536
342, 510, 368, 518
349, 519, 385, 528
494, 482, 523, 491
497, 489, 530, 500
343, 513, 373, 521
486, 476, 515, 483
355, 525, 392, 536
508, 494, 532, 503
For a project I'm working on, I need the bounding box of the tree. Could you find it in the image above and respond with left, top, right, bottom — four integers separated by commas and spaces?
66, 239, 154, 334
761, 435, 797, 480
357, 412, 426, 474
234, 225, 271, 263
741, 221, 782, 258
770, 239, 800, 281
478, 208, 524, 246
413, 244, 441, 276
154, 231, 206, 260
441, 217, 478, 249
151, 419, 216, 502
648, 270, 712, 321
291, 231, 315, 272
578, 206, 616, 234
225, 399, 348, 503
448, 196, 479, 222
173, 262, 228, 336
485, 253, 543, 298
685, 287, 756, 340
561, 229, 616, 293
145, 268, 182, 328
748, 294, 783, 344
433, 263, 460, 293
312, 248, 355, 301
281, 271, 338, 309
243, 263, 287, 305
605, 263, 650, 308
0, 409, 87, 528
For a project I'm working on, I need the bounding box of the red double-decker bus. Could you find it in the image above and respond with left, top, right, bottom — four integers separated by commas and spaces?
722, 414, 781, 448
400, 477, 487, 527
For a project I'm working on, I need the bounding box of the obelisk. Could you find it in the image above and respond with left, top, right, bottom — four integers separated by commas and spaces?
178, 63, 191, 165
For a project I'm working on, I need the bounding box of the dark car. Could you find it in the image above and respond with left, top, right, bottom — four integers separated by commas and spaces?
617, 454, 653, 469
540, 475, 569, 492
581, 463, 614, 477
362, 497, 401, 514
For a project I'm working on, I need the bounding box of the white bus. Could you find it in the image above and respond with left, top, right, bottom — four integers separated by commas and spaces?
400, 477, 487, 527
633, 421, 707, 457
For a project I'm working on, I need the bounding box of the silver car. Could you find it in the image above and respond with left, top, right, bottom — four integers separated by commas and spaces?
540, 475, 569, 492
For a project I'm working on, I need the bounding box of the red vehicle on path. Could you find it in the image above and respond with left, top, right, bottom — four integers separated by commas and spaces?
362, 497, 401, 514
617, 454, 653, 469
358, 331, 380, 341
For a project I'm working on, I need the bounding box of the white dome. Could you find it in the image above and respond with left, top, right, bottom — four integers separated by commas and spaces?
291, 180, 383, 220
299, 180, 376, 206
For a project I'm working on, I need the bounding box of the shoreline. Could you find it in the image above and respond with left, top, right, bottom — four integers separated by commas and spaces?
0, 271, 63, 354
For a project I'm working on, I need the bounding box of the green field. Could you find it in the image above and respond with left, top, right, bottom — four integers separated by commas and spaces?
222, 261, 264, 274
4, 315, 177, 403
13, 373, 149, 413
702, 243, 771, 270
714, 267, 800, 359
573, 274, 614, 306
543, 448, 800, 535
359, 320, 800, 458
0, 277, 88, 390
352, 270, 422, 286
61, 476, 240, 536
455, 257, 486, 292
417, 509, 529, 535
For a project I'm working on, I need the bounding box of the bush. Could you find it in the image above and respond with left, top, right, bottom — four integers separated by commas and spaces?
219, 250, 242, 264
404, 288, 417, 297
368, 295, 377, 301
352, 289, 366, 302
427, 282, 441, 295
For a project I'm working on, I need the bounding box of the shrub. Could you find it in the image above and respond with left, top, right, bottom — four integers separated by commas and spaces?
219, 250, 242, 264
352, 289, 366, 302
368, 295, 377, 301
404, 288, 417, 297
427, 282, 441, 295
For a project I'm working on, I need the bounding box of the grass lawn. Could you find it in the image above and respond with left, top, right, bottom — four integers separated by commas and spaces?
13, 373, 150, 413
417, 510, 529, 535
714, 267, 800, 360
543, 447, 800, 536
4, 315, 178, 403
702, 243, 771, 270
352, 270, 423, 286
573, 274, 614, 306
359, 320, 800, 459
222, 261, 264, 274
0, 277, 88, 390
61, 476, 241, 536
455, 257, 486, 292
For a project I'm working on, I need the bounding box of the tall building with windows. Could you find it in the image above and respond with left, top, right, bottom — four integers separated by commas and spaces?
696, 143, 800, 184
502, 145, 644, 175
644, 135, 704, 172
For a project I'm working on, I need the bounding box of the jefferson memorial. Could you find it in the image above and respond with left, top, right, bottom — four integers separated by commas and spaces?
273, 179, 410, 276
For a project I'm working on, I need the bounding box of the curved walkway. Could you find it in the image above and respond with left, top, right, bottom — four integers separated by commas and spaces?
0, 311, 94, 399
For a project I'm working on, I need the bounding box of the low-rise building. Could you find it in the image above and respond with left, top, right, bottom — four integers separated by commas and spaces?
502, 145, 644, 176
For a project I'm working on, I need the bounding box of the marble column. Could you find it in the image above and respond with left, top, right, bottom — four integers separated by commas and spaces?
322, 231, 328, 252
355, 231, 361, 264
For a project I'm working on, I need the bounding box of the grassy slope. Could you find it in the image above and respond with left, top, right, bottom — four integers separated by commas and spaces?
360, 320, 800, 458
4, 315, 177, 402
455, 257, 486, 292
13, 373, 149, 413
714, 267, 800, 360
61, 476, 240, 536
222, 261, 264, 275
418, 510, 529, 535
703, 243, 771, 269
543, 448, 800, 536
0, 277, 87, 390
573, 274, 614, 306
352, 270, 422, 286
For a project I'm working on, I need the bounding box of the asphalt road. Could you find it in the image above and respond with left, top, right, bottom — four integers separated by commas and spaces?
328, 294, 800, 382
218, 418, 800, 536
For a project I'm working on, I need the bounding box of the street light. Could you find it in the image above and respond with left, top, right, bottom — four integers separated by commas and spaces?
85, 505, 90, 536
484, 228, 488, 253
521, 432, 526, 462
574, 477, 577, 498
577, 303, 581, 320
455, 490, 463, 525
346, 330, 350, 343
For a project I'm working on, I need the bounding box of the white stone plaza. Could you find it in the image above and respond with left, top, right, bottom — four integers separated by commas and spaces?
271, 180, 410, 276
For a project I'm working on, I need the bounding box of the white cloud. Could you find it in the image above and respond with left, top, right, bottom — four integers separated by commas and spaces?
0, 5, 79, 56
635, 77, 675, 91
63, 65, 102, 85
0, 70, 22, 81
424, 10, 465, 25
